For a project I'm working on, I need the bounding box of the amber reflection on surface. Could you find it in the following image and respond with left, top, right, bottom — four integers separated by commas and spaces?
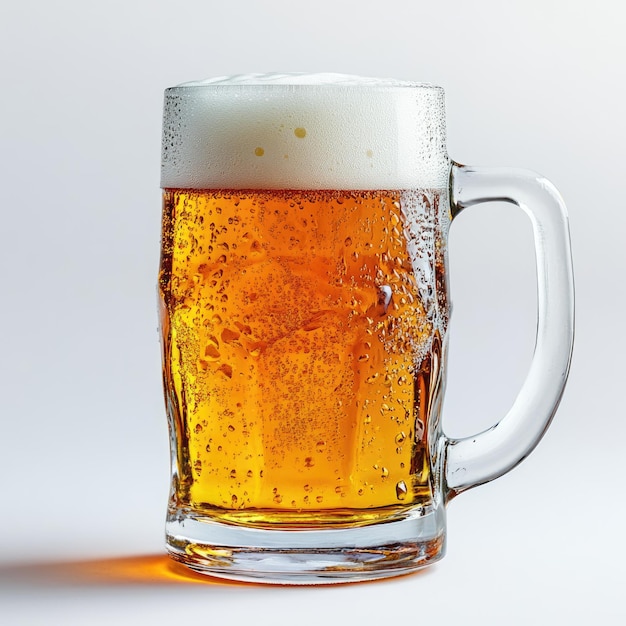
0, 553, 433, 588
0, 554, 243, 587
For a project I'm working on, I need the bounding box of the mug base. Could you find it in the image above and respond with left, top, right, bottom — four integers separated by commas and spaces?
165, 504, 446, 584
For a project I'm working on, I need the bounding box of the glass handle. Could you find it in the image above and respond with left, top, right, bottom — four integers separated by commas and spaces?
444, 163, 575, 500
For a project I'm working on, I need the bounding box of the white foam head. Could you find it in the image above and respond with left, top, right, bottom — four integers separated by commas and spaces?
161, 73, 449, 190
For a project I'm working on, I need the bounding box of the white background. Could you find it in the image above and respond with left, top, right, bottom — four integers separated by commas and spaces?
1, 0, 624, 623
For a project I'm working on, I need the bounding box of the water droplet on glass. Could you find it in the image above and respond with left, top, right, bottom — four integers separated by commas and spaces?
218, 363, 233, 378
381, 467, 389, 480
396, 481, 408, 500
395, 432, 406, 444
221, 328, 241, 344
376, 285, 392, 314
204, 345, 221, 360
304, 457, 315, 468
316, 440, 326, 453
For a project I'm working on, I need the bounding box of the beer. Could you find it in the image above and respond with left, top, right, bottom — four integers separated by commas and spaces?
159, 186, 448, 526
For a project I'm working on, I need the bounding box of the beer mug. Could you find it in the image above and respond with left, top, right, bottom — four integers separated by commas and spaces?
158, 74, 574, 584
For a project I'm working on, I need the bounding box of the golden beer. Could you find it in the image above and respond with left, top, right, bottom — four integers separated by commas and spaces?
159, 187, 447, 526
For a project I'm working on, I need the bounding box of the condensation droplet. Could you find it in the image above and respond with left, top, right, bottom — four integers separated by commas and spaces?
204, 345, 221, 360
221, 328, 241, 344
381, 467, 389, 479
304, 457, 315, 468
230, 469, 237, 479
395, 431, 406, 444
246, 470, 253, 478
316, 441, 326, 453
194, 423, 203, 434
218, 363, 233, 378
396, 481, 408, 500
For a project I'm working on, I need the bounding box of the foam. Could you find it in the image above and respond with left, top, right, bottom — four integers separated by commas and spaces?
161, 73, 449, 190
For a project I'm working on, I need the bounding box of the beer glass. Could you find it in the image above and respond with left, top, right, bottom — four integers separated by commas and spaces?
158, 73, 574, 584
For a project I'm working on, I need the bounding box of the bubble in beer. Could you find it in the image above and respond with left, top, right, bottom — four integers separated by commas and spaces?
254, 147, 265, 157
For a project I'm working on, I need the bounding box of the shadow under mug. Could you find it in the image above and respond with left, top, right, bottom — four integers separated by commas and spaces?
157, 74, 574, 584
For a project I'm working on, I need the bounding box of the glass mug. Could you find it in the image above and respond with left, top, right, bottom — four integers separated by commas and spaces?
158, 74, 574, 584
